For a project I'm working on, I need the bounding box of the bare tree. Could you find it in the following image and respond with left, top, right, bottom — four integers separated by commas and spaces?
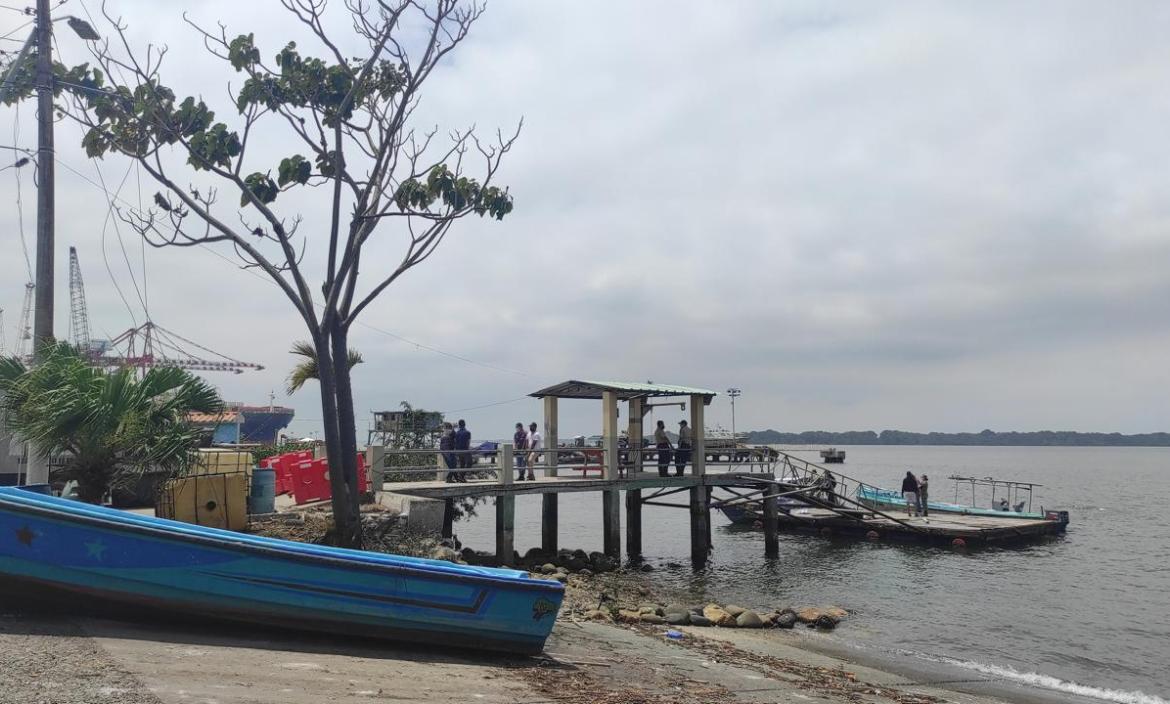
58, 0, 518, 546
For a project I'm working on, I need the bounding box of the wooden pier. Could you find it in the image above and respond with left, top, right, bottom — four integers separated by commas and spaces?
384, 470, 773, 568
367, 380, 1067, 568
369, 380, 778, 568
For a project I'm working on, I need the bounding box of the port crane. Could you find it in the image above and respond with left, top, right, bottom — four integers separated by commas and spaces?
66, 247, 264, 375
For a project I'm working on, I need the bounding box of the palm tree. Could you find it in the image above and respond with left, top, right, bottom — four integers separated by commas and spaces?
0, 342, 222, 503
285, 340, 363, 395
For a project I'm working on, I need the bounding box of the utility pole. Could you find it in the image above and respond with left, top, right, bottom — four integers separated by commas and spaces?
33, 0, 55, 358
23, 0, 55, 486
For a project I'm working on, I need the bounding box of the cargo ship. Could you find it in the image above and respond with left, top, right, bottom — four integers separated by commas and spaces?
188, 402, 295, 445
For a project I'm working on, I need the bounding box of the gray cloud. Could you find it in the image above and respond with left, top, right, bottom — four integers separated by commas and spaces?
2, 1, 1168, 441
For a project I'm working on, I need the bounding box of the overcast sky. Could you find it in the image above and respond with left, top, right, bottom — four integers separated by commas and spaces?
2, 1, 1168, 440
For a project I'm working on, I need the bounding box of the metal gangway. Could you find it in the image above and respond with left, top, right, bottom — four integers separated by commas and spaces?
709, 451, 930, 534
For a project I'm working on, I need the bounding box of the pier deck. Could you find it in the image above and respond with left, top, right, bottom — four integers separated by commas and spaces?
384, 470, 765, 499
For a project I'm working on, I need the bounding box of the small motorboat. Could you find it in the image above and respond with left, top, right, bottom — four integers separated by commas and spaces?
0, 486, 562, 654
856, 483, 1054, 521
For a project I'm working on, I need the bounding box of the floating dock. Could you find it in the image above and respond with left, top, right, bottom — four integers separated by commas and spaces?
723, 505, 1066, 546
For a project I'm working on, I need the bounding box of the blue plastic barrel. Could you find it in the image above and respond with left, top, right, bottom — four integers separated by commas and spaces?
249, 467, 277, 515
17, 483, 53, 495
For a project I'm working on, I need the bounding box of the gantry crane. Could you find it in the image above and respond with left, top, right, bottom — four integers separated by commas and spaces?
67, 246, 92, 352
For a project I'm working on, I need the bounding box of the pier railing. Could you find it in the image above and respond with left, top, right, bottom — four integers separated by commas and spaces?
368, 438, 783, 485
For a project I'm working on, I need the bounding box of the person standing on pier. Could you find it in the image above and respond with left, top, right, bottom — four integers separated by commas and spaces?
513, 422, 529, 481
439, 423, 458, 483
901, 471, 920, 517
654, 420, 673, 478
453, 419, 472, 482
674, 420, 693, 476
918, 474, 930, 517
525, 422, 541, 481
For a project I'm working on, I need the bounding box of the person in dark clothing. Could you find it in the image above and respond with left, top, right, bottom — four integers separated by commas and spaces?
453, 419, 472, 482
674, 420, 692, 476
653, 420, 673, 478
900, 471, 919, 517
513, 422, 529, 480
439, 423, 457, 482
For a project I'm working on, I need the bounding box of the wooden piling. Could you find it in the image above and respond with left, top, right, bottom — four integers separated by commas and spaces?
763, 482, 779, 558
496, 444, 515, 566
442, 498, 455, 540
496, 495, 515, 566
690, 485, 710, 568
602, 489, 621, 561
626, 489, 642, 558
542, 493, 558, 554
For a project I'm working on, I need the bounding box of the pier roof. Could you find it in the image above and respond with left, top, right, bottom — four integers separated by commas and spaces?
529, 380, 717, 403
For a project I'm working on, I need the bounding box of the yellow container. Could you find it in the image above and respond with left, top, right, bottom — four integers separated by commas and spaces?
157, 473, 248, 531
191, 449, 254, 482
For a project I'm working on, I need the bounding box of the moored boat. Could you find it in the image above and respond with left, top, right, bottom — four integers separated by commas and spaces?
0, 486, 562, 654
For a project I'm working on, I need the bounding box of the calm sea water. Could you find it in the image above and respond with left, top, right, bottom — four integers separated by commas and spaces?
454, 446, 1170, 704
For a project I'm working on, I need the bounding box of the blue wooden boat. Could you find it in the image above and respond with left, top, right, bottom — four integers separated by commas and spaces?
0, 486, 562, 654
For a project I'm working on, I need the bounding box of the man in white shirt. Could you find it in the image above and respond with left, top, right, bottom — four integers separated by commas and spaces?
524, 421, 541, 481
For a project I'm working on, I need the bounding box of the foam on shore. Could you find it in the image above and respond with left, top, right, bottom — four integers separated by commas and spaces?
923, 654, 1168, 704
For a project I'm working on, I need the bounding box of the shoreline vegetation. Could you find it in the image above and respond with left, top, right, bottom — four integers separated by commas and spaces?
746, 428, 1170, 447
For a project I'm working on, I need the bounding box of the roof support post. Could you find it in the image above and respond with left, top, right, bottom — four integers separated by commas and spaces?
627, 397, 644, 475
689, 394, 706, 477
543, 396, 558, 478
602, 391, 618, 481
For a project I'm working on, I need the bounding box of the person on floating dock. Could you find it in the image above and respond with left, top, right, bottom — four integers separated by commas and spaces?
454, 419, 472, 481
440, 423, 458, 483
674, 420, 692, 476
918, 474, 930, 517
654, 420, 673, 477
817, 470, 838, 506
901, 471, 919, 517
513, 422, 529, 480
524, 422, 541, 481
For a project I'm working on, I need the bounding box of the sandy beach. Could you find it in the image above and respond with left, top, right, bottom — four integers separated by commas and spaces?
0, 597, 1095, 704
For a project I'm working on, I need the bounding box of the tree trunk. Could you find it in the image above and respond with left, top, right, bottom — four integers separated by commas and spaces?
313, 332, 360, 548
329, 321, 362, 538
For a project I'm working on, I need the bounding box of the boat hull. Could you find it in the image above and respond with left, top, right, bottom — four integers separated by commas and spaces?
0, 488, 562, 654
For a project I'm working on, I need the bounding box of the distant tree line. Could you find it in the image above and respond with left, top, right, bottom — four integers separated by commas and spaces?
745, 428, 1170, 447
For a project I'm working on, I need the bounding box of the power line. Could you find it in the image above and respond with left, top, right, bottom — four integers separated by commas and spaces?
54, 153, 531, 379
90, 155, 150, 317
0, 18, 32, 41
11, 105, 32, 279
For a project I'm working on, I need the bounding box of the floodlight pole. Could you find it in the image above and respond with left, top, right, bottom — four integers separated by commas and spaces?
726, 387, 741, 440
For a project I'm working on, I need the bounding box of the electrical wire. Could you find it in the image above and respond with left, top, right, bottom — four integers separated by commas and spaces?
91, 156, 150, 317
11, 104, 32, 279
93, 159, 138, 327
0, 5, 34, 14
0, 18, 32, 41
54, 153, 529, 378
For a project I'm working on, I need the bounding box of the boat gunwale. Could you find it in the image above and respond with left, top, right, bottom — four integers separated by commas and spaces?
0, 491, 562, 595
